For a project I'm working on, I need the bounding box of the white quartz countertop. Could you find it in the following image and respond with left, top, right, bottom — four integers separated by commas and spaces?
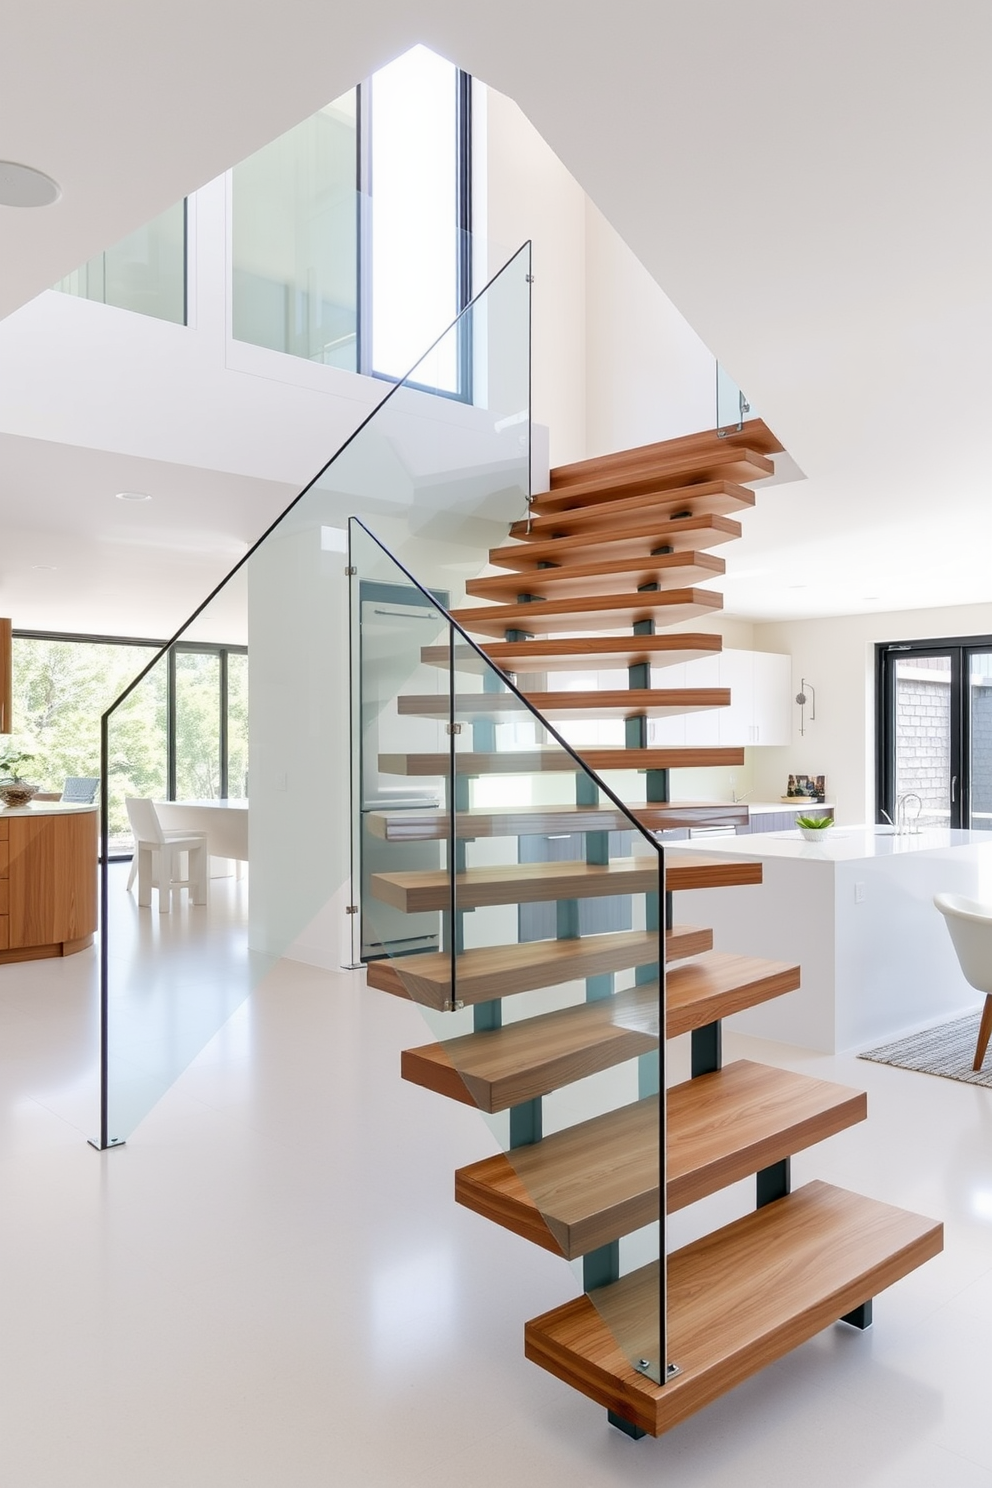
675, 825, 992, 862
0, 801, 97, 817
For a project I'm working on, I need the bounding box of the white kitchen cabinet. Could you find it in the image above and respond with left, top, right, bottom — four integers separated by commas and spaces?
751, 651, 792, 745
621, 649, 791, 750
659, 648, 792, 748
715, 649, 754, 747
647, 662, 686, 746
683, 653, 722, 746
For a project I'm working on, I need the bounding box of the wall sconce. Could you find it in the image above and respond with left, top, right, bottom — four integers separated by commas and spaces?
795, 678, 815, 736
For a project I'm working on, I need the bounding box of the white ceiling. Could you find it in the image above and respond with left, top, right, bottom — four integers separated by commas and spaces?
0, 433, 293, 638
2, 0, 991, 626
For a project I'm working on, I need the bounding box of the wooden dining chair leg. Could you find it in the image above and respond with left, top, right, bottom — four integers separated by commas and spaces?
973, 995, 992, 1071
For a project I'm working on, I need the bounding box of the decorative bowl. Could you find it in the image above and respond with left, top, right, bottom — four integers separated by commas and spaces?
799, 825, 831, 842
0, 783, 38, 809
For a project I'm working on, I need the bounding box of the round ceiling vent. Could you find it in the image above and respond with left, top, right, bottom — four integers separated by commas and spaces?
0, 161, 62, 208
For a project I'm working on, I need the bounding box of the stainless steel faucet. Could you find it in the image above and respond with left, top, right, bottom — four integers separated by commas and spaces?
895, 792, 923, 834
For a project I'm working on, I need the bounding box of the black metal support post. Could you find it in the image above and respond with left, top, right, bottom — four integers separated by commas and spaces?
607, 1411, 647, 1441
841, 1299, 873, 1330
756, 1156, 791, 1209
583, 1240, 620, 1292
691, 1020, 722, 1078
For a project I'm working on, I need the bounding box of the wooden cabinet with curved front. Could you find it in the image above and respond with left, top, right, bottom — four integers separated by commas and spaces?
0, 804, 98, 963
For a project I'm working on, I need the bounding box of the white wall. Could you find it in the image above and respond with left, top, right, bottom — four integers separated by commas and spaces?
484, 89, 588, 468
584, 200, 716, 455
749, 602, 992, 824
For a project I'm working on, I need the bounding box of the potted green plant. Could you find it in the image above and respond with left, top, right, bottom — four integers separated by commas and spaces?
796, 814, 834, 842
0, 744, 38, 809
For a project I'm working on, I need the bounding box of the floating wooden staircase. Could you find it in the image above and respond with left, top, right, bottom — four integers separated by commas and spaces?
361, 419, 941, 1438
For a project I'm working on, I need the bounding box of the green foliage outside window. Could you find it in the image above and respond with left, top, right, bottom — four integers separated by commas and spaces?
12, 638, 164, 843
11, 637, 248, 848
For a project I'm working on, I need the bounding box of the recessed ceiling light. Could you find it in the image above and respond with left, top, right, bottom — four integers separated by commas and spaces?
0, 161, 61, 208
115, 490, 151, 502
788, 583, 807, 590
863, 595, 880, 601
31, 564, 57, 571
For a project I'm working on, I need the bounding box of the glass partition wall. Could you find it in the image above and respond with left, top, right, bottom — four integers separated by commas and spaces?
54, 200, 186, 324
98, 243, 533, 1148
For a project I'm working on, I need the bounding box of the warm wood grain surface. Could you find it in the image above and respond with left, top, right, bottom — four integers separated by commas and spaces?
506, 511, 743, 556
366, 801, 744, 842
524, 1181, 942, 1435
468, 551, 726, 601
365, 925, 711, 1010
396, 688, 730, 722
379, 749, 747, 781
402, 981, 663, 1112
7, 810, 97, 954
454, 1063, 867, 1256
530, 447, 774, 512
666, 952, 801, 1038
421, 632, 724, 675
370, 853, 761, 913
449, 588, 723, 639
548, 421, 783, 488
401, 956, 800, 1109
504, 486, 751, 554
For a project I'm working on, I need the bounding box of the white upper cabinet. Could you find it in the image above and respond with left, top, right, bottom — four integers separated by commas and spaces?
750, 650, 792, 745
655, 648, 793, 748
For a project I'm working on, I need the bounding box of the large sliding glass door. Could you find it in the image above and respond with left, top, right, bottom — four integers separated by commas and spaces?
878, 637, 992, 831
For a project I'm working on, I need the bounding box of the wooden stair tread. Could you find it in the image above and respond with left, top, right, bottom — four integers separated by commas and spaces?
549, 421, 784, 489
506, 512, 742, 556
401, 954, 798, 1111
450, 589, 723, 638
366, 801, 746, 841
506, 487, 752, 548
365, 925, 711, 1010
468, 552, 725, 602
529, 447, 774, 512
396, 688, 729, 722
454, 1063, 867, 1257
380, 750, 746, 779
667, 951, 800, 1038
523, 1180, 943, 1436
371, 853, 762, 913
421, 633, 724, 675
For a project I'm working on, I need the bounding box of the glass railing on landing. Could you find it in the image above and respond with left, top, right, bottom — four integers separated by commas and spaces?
97, 243, 534, 1152
716, 362, 756, 436
350, 515, 669, 1391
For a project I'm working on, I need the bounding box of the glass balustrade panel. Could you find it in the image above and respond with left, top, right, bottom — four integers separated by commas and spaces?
101, 243, 532, 1146
348, 512, 668, 1387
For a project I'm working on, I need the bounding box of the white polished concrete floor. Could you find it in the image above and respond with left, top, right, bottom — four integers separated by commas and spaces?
2, 873, 992, 1485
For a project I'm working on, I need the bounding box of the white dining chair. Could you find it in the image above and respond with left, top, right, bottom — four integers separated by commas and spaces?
125, 797, 209, 913
933, 893, 992, 1071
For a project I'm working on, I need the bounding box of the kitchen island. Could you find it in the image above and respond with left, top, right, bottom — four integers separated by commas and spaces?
0, 801, 98, 962
674, 826, 992, 1053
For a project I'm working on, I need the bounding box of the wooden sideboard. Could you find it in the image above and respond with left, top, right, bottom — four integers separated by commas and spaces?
0, 804, 98, 963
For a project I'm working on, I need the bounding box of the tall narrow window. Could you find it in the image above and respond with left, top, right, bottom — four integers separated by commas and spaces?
368, 46, 464, 387
230, 47, 471, 388
232, 92, 359, 368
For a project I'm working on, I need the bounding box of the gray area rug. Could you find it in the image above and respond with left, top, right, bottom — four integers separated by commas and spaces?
859, 1012, 992, 1088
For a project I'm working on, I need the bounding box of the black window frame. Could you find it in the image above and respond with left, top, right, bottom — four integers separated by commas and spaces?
876, 633, 992, 829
